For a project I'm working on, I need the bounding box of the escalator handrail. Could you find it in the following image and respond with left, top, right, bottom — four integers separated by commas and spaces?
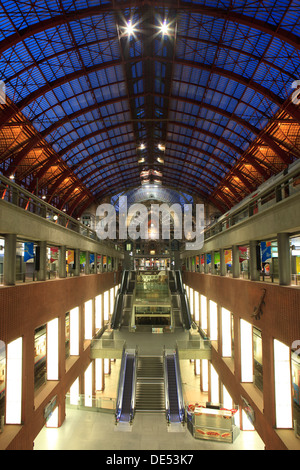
111, 290, 122, 329
129, 348, 138, 420
115, 346, 127, 420
181, 289, 192, 330
174, 346, 185, 421
163, 349, 170, 421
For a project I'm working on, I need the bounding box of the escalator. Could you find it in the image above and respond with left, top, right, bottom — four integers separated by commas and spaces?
164, 349, 185, 425
175, 270, 192, 330
111, 270, 129, 329
115, 348, 137, 424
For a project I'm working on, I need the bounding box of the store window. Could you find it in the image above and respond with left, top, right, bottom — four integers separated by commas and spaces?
209, 300, 218, 342
200, 295, 207, 334
6, 337, 22, 425
0, 238, 4, 285
292, 348, 300, 437
291, 236, 300, 286
65, 312, 70, 359
16, 241, 37, 283
95, 294, 103, 331
34, 325, 47, 391
0, 340, 5, 425
47, 246, 58, 279
253, 327, 263, 392
221, 308, 231, 357
70, 307, 79, 356
225, 249, 232, 276
240, 319, 253, 383
274, 339, 293, 428
239, 246, 249, 279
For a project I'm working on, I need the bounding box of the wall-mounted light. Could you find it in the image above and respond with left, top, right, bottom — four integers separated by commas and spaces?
158, 143, 165, 151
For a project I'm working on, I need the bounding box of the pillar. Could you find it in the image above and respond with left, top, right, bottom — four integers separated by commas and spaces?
220, 248, 226, 276
74, 248, 80, 276
277, 233, 291, 286
58, 245, 66, 278
211, 251, 216, 274
232, 245, 240, 278
85, 251, 90, 275
249, 240, 260, 281
37, 241, 47, 282
4, 234, 16, 286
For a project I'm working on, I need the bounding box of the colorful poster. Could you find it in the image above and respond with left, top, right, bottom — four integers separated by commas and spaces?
50, 247, 59, 264
67, 250, 74, 264
225, 250, 232, 264
261, 241, 271, 263
239, 246, 248, 262
206, 253, 211, 264
80, 252, 86, 264
24, 242, 34, 262
296, 257, 300, 274
89, 254, 95, 264
201, 255, 205, 265
214, 252, 220, 264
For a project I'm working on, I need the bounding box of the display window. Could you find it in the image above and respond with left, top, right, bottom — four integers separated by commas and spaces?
0, 238, 4, 285
65, 312, 70, 359
0, 340, 5, 424
253, 327, 263, 392
34, 325, 47, 391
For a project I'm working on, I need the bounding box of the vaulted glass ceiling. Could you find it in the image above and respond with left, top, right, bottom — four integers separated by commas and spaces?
1, 0, 300, 217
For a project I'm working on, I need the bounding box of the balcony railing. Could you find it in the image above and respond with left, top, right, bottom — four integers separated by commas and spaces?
0, 173, 120, 251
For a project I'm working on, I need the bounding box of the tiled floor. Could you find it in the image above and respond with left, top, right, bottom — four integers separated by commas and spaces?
34, 407, 265, 451
34, 358, 265, 451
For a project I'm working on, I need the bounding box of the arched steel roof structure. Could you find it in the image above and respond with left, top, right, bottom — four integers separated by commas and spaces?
1, 0, 300, 216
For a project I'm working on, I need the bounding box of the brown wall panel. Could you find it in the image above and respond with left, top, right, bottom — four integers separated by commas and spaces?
184, 272, 300, 450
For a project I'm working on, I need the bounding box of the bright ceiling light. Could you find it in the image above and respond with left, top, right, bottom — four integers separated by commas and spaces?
160, 19, 169, 36
158, 143, 165, 151
125, 20, 134, 37
139, 143, 146, 150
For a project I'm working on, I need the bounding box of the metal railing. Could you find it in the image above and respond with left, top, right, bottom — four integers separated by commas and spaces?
65, 393, 116, 413
181, 160, 300, 253
0, 173, 120, 251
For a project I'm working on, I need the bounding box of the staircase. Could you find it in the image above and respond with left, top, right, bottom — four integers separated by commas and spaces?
135, 356, 165, 413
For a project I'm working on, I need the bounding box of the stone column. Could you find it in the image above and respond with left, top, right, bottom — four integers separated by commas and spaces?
277, 233, 291, 286
4, 234, 17, 286
36, 241, 47, 282
232, 245, 240, 278
249, 240, 260, 281
58, 245, 67, 278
